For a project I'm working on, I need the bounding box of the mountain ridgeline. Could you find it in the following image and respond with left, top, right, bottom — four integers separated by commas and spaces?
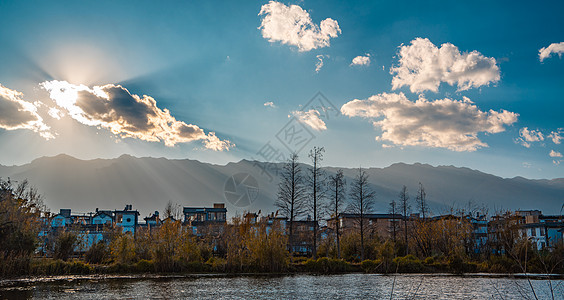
0, 154, 562, 218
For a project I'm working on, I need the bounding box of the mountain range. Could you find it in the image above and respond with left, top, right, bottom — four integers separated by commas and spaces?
0, 154, 563, 219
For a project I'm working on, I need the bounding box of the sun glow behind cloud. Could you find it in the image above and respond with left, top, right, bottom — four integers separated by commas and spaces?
31, 43, 133, 86
41, 80, 234, 151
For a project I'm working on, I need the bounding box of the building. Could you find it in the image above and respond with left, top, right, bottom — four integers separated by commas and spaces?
516, 210, 564, 250
39, 204, 139, 256
327, 213, 405, 240
488, 210, 564, 253
143, 211, 161, 228
114, 205, 140, 234
183, 203, 227, 236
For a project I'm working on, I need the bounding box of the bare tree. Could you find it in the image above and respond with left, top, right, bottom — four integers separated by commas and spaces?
275, 153, 307, 254
348, 167, 375, 261
389, 198, 399, 243
163, 200, 182, 220
329, 169, 346, 259
307, 146, 325, 259
399, 185, 410, 255
416, 182, 428, 219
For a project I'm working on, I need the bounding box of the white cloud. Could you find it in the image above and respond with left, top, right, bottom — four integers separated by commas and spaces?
341, 92, 518, 152
315, 55, 325, 73
258, 1, 341, 52
48, 107, 64, 120
551, 149, 563, 165
41, 80, 234, 151
548, 129, 563, 144
0, 83, 53, 139
264, 101, 277, 108
351, 54, 371, 66
539, 42, 564, 62
390, 38, 500, 93
549, 150, 563, 158
291, 109, 327, 131
515, 127, 544, 148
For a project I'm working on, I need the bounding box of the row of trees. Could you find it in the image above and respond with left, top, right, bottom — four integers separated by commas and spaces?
275, 148, 430, 260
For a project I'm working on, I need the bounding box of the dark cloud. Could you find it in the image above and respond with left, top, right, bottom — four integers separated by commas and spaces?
41, 80, 233, 150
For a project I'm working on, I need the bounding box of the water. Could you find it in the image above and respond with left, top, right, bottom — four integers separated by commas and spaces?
1, 274, 562, 299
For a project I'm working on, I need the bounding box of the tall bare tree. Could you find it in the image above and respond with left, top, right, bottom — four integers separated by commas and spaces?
389, 197, 399, 243
348, 167, 375, 261
416, 182, 428, 219
329, 169, 346, 259
275, 153, 307, 254
399, 185, 410, 255
307, 146, 325, 259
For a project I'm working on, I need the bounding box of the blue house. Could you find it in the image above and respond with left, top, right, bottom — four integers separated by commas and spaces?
114, 204, 139, 234
39, 205, 140, 256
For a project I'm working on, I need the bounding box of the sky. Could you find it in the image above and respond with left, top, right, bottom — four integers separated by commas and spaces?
0, 0, 563, 179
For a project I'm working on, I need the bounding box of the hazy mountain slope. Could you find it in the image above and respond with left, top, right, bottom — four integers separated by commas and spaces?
0, 154, 562, 218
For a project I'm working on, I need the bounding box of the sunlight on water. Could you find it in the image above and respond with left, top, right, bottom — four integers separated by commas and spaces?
1, 274, 563, 299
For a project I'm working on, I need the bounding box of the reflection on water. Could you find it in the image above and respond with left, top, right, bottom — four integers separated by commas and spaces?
1, 274, 563, 299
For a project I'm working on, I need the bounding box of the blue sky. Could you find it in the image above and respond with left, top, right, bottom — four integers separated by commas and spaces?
0, 0, 563, 179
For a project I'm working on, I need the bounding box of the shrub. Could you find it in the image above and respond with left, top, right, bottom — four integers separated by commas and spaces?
206, 257, 226, 272
487, 255, 517, 273
136, 259, 155, 273
54, 231, 78, 261
30, 259, 92, 275
448, 255, 464, 274
0, 251, 31, 277
85, 241, 108, 264
68, 260, 93, 274
393, 255, 425, 273
361, 259, 382, 273
303, 257, 352, 273
424, 257, 435, 265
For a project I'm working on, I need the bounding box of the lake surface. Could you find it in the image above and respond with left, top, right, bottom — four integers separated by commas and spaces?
1, 273, 562, 299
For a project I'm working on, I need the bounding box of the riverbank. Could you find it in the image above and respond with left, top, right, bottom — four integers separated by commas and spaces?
3, 255, 563, 279
2, 271, 564, 287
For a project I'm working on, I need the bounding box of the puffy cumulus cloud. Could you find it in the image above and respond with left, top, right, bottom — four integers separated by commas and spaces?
258, 1, 341, 52
40, 80, 233, 151
390, 38, 500, 93
341, 92, 518, 152
291, 109, 327, 131
0, 84, 53, 139
351, 54, 371, 66
515, 127, 544, 148
264, 101, 277, 108
539, 42, 564, 62
548, 129, 563, 145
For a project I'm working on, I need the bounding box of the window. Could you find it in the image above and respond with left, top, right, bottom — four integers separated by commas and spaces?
126, 218, 131, 223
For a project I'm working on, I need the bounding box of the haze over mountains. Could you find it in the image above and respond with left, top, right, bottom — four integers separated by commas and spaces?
0, 154, 563, 219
